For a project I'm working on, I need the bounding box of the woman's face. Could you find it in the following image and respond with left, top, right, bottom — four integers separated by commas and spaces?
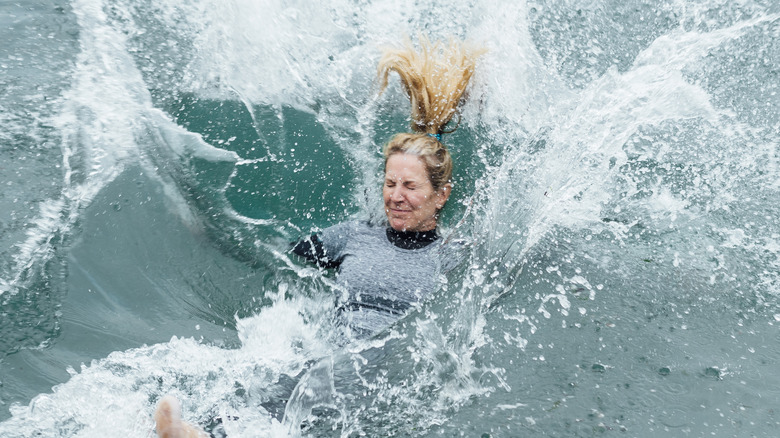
383, 153, 451, 232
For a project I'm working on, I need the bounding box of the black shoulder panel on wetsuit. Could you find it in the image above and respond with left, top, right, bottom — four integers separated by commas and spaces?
291, 234, 343, 269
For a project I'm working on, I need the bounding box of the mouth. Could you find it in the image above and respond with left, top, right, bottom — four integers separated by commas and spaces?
388, 208, 411, 215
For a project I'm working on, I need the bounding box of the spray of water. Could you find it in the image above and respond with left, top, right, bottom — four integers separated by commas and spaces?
2, 0, 779, 436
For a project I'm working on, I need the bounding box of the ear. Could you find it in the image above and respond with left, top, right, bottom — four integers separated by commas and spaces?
435, 183, 452, 209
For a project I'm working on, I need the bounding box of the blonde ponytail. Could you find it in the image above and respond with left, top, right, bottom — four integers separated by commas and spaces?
378, 36, 484, 192
377, 36, 485, 135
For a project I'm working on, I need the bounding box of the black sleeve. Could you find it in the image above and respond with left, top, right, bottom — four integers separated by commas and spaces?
290, 234, 343, 269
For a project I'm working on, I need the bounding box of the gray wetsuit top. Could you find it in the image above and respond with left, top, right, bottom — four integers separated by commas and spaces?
292, 221, 460, 335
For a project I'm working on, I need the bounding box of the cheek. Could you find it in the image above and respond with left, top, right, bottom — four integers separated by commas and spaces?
412, 193, 433, 210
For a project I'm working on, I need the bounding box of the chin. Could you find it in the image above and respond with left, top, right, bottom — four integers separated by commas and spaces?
386, 217, 405, 229
389, 219, 412, 231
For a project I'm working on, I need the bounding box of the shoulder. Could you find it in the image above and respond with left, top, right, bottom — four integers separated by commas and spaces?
321, 220, 373, 238
319, 220, 384, 248
434, 235, 471, 272
441, 236, 471, 250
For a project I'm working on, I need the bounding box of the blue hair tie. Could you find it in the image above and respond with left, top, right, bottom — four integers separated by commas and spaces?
427, 133, 442, 142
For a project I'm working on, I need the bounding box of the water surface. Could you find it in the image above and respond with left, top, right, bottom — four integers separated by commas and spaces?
1, 0, 779, 436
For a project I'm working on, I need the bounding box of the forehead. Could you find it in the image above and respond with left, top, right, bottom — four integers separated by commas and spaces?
385, 154, 427, 180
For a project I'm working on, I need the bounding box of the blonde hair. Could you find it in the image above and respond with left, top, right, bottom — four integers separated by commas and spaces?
377, 36, 484, 191
384, 133, 453, 191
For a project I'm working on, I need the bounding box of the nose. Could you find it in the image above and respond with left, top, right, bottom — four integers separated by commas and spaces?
390, 185, 404, 202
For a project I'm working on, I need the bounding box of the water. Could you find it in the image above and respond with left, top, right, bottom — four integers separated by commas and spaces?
1, 0, 779, 436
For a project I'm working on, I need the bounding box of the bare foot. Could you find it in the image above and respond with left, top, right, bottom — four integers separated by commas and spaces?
154, 395, 209, 438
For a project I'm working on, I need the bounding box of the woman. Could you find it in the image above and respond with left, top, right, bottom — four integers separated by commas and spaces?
155, 36, 483, 438
291, 37, 483, 337
290, 136, 455, 337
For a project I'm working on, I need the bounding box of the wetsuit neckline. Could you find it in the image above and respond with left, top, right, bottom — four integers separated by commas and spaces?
385, 227, 439, 250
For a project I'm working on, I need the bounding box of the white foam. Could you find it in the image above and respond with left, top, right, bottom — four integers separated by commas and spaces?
0, 290, 331, 437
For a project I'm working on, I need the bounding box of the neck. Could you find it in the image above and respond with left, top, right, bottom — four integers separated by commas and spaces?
386, 227, 439, 250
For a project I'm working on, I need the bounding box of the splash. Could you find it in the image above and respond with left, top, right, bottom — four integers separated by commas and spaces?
2, 0, 780, 436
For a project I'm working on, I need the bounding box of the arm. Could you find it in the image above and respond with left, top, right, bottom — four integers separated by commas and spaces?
290, 234, 343, 269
